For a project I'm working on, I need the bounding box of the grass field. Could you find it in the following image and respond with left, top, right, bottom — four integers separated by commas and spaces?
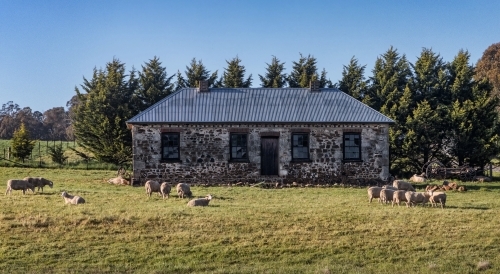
1, 167, 500, 273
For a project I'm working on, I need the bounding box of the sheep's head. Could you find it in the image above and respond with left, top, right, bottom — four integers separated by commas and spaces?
61, 191, 68, 197
206, 194, 212, 200
48, 180, 53, 188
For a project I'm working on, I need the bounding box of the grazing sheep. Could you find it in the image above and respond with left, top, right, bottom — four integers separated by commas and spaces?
380, 188, 395, 204
23, 177, 53, 192
393, 180, 416, 191
145, 180, 161, 198
367, 186, 382, 203
160, 182, 171, 199
187, 194, 212, 207
392, 190, 407, 207
5, 179, 35, 195
107, 177, 130, 185
404, 191, 430, 208
425, 184, 440, 192
176, 183, 192, 198
428, 191, 447, 208
382, 185, 398, 191
61, 191, 85, 204
409, 174, 426, 183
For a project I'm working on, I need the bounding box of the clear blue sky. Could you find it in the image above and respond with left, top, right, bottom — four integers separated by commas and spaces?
1, 0, 499, 112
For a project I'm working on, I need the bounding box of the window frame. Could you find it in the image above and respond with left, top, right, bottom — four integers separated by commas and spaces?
291, 132, 311, 162
161, 132, 181, 162
343, 132, 362, 162
229, 133, 249, 162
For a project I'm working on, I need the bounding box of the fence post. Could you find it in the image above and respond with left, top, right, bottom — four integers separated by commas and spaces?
8, 147, 11, 159
39, 141, 42, 167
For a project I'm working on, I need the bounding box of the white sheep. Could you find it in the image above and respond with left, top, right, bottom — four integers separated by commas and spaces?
409, 174, 426, 183
61, 191, 85, 204
392, 190, 407, 207
145, 180, 161, 198
428, 191, 447, 209
23, 177, 53, 192
367, 186, 382, 203
176, 183, 192, 198
382, 185, 398, 191
5, 179, 35, 195
404, 191, 430, 208
107, 177, 130, 185
160, 182, 171, 199
379, 188, 395, 204
393, 180, 416, 191
187, 194, 212, 207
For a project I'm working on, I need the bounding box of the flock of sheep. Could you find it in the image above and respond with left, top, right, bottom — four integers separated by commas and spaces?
368, 175, 448, 208
5, 175, 212, 207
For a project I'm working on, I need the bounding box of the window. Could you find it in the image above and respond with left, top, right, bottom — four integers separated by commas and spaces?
161, 133, 180, 161
230, 133, 248, 161
344, 133, 361, 161
292, 133, 309, 160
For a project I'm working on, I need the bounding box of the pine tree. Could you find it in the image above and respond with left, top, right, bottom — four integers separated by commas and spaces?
183, 58, 218, 88
259, 56, 287, 88
337, 56, 368, 100
134, 56, 174, 111
288, 53, 321, 88
446, 51, 500, 167
221, 56, 252, 88
411, 48, 448, 107
364, 47, 412, 111
73, 58, 135, 165
11, 123, 35, 162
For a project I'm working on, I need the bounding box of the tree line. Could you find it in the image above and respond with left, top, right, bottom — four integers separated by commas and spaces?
3, 43, 500, 176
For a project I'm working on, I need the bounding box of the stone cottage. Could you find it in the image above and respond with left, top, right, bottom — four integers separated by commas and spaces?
126, 82, 394, 185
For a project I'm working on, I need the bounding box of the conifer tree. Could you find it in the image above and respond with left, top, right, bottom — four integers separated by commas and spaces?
182, 58, 218, 88
288, 53, 325, 88
259, 56, 287, 88
11, 123, 35, 162
411, 48, 448, 107
73, 58, 135, 165
134, 56, 174, 111
337, 56, 368, 100
221, 56, 252, 88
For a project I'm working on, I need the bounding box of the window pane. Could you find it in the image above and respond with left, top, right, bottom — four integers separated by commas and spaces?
292, 133, 309, 160
231, 134, 248, 159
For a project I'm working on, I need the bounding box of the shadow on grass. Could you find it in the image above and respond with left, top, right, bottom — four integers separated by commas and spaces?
445, 205, 490, 210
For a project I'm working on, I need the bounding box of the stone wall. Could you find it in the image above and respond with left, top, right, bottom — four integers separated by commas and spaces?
131, 123, 390, 185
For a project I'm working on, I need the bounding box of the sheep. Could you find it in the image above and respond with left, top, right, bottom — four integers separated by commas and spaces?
379, 188, 395, 204
145, 180, 161, 198
474, 176, 491, 182
160, 182, 171, 199
107, 177, 130, 185
392, 190, 407, 207
428, 191, 447, 209
409, 174, 426, 183
5, 179, 35, 195
23, 177, 53, 192
382, 185, 398, 191
176, 183, 192, 198
392, 180, 416, 191
61, 191, 85, 204
367, 186, 382, 203
187, 194, 212, 207
404, 191, 430, 208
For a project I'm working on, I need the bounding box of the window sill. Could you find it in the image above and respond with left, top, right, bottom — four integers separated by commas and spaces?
161, 159, 182, 163
291, 159, 313, 163
229, 159, 250, 163
343, 159, 363, 163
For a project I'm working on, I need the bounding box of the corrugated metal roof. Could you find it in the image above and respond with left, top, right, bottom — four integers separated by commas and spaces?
127, 88, 395, 124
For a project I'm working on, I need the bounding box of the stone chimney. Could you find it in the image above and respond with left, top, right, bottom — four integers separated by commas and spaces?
310, 80, 320, 92
198, 80, 209, 92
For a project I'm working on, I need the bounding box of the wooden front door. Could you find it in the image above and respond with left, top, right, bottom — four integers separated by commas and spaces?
261, 137, 279, 175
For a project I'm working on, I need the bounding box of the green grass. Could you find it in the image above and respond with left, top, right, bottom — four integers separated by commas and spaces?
1, 167, 500, 273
